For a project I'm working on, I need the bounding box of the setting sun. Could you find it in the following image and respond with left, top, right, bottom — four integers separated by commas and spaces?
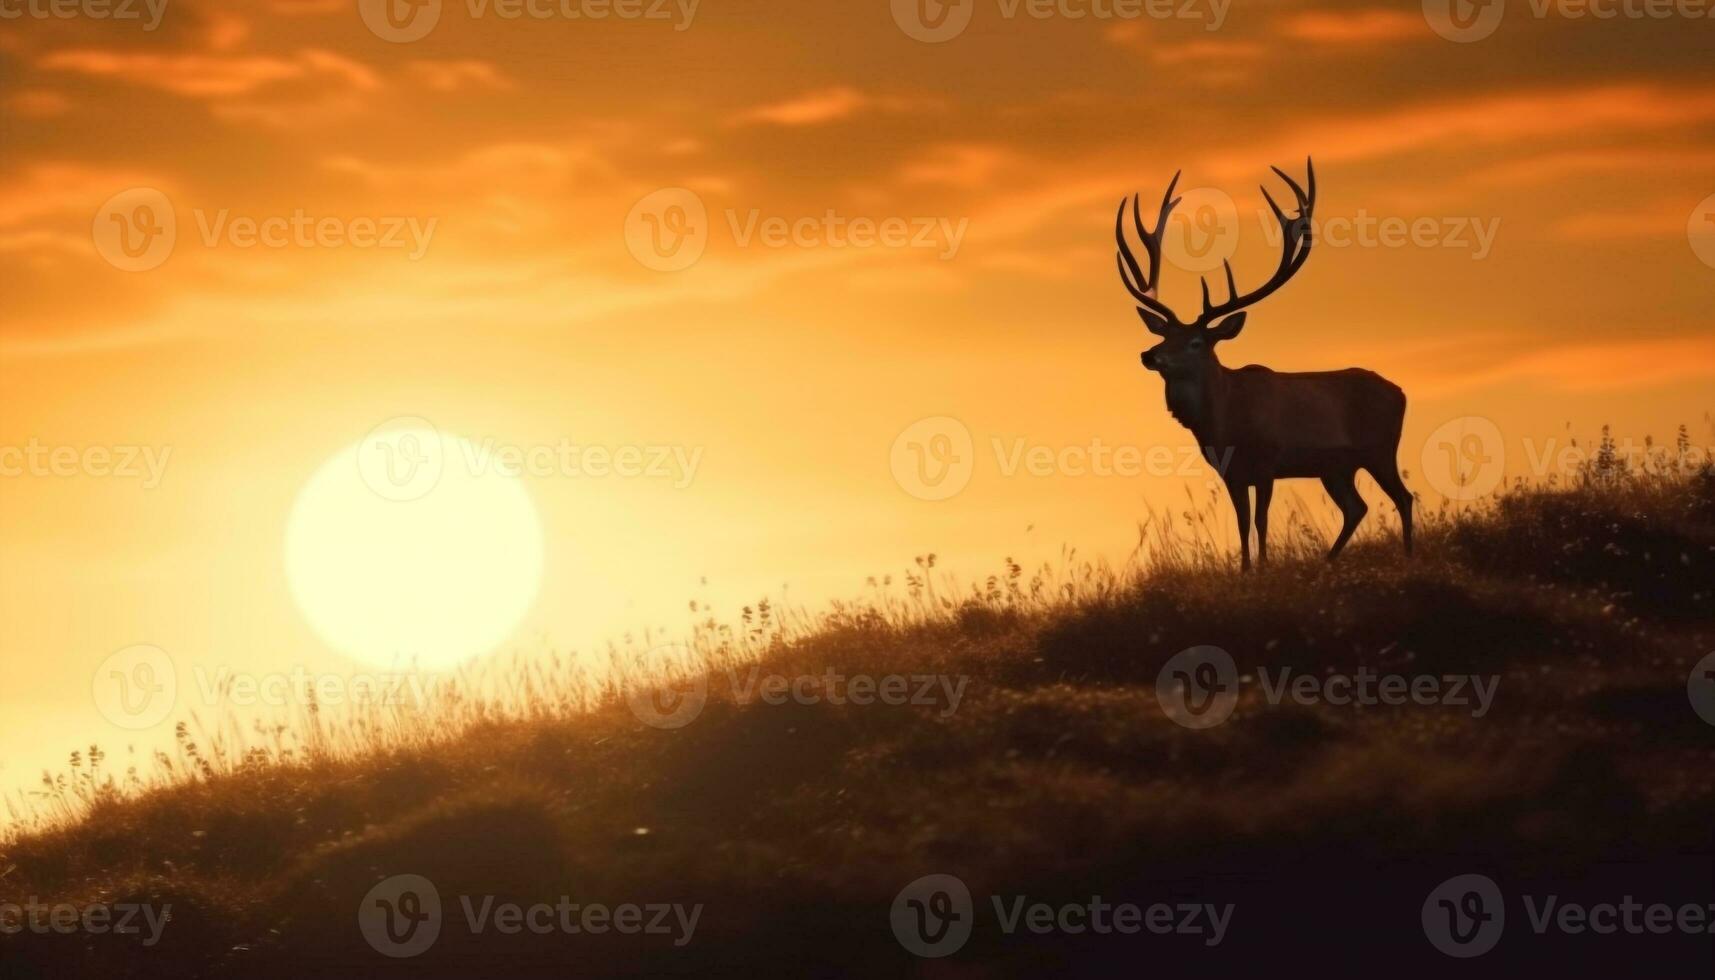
283, 426, 544, 671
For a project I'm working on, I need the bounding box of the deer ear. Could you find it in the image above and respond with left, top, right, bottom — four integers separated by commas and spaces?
1207, 312, 1246, 341
1136, 307, 1173, 337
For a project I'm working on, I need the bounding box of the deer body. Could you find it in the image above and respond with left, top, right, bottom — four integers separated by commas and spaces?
1168, 364, 1406, 477
1117, 162, 1413, 569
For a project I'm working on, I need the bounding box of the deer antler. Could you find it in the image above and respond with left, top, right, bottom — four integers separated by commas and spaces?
1195, 158, 1317, 327
1115, 172, 1184, 327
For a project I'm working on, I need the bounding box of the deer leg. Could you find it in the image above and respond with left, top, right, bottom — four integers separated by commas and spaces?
1254, 480, 1273, 566
1226, 479, 1252, 572
1321, 470, 1367, 561
1367, 460, 1414, 556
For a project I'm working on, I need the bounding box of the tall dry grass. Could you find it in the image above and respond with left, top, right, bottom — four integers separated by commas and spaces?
6, 423, 1709, 841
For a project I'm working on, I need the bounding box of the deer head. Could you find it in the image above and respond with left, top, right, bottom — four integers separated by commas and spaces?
1118, 160, 1317, 380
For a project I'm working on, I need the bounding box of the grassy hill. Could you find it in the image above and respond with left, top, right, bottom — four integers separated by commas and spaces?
3, 466, 1713, 977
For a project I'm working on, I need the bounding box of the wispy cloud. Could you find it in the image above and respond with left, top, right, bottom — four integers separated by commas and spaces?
1279, 10, 1427, 44
405, 59, 516, 92
729, 86, 870, 126
1207, 85, 1715, 174
39, 48, 381, 99
897, 144, 1019, 186
1467, 146, 1715, 186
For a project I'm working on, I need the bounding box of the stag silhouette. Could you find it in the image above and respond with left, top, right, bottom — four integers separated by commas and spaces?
1117, 160, 1412, 570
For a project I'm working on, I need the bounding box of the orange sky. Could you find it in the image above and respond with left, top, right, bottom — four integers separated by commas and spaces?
2, 0, 1713, 796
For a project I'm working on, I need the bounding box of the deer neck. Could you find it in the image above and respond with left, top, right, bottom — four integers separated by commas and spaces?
1162, 359, 1230, 442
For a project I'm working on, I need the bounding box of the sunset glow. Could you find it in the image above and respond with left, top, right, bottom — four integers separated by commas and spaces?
2, 0, 1712, 793
283, 426, 544, 670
